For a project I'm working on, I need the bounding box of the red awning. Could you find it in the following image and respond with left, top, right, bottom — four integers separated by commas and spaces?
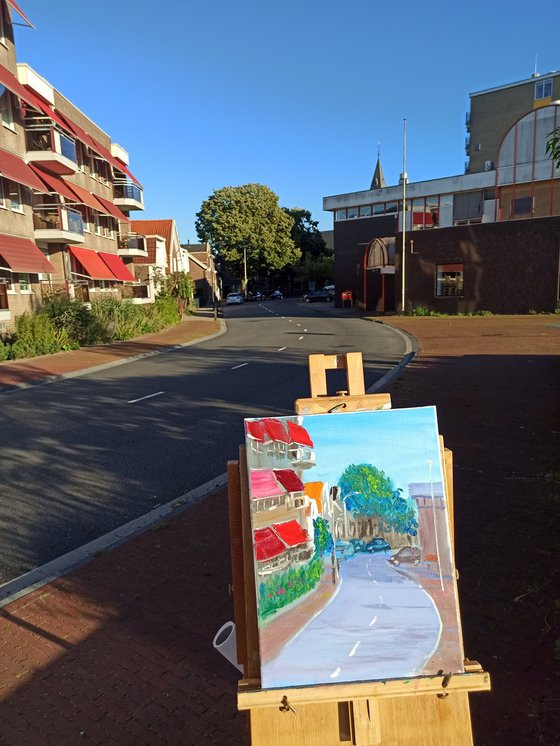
287, 421, 313, 448
95, 194, 129, 222
18, 86, 72, 134
254, 527, 286, 561
116, 162, 142, 188
63, 180, 107, 213
0, 147, 47, 192
0, 63, 40, 108
250, 469, 284, 499
88, 135, 130, 174
262, 418, 291, 444
246, 420, 269, 443
272, 520, 310, 548
29, 165, 79, 201
98, 251, 135, 282
7, 1, 34, 28
68, 245, 116, 281
439, 263, 463, 273
273, 469, 304, 493
0, 234, 55, 273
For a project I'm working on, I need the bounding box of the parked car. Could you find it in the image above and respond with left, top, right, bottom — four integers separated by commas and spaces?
303, 289, 332, 303
225, 292, 244, 305
388, 546, 421, 566
266, 289, 283, 300
323, 284, 335, 298
335, 540, 355, 561
245, 291, 263, 302
349, 538, 367, 553
365, 537, 391, 553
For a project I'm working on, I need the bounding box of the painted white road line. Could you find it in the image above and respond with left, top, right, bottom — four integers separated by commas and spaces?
298, 336, 304, 340
231, 363, 248, 370
127, 391, 164, 404
278, 346, 287, 351
349, 641, 361, 657
330, 667, 341, 679
369, 615, 378, 627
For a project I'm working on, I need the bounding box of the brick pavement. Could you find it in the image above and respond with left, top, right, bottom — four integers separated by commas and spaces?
0, 313, 558, 745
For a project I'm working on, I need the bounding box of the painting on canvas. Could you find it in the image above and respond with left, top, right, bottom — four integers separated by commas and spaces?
244, 406, 464, 690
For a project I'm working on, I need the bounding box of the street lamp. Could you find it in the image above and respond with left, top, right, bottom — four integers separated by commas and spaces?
401, 118, 407, 315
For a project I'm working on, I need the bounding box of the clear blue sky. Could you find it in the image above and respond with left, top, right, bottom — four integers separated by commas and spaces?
301, 407, 444, 497
14, 1, 559, 242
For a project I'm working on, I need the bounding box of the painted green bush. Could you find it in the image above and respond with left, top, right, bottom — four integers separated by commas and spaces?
258, 556, 324, 620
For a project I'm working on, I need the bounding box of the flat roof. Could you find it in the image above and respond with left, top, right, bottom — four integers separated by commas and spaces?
470, 70, 560, 98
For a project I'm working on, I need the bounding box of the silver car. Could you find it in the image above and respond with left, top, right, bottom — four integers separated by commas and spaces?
226, 292, 244, 305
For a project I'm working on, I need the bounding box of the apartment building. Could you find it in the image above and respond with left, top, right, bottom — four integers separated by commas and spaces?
0, 0, 146, 328
323, 72, 560, 314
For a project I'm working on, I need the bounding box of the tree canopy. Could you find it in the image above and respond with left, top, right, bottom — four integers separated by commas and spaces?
338, 463, 418, 536
546, 128, 560, 168
195, 184, 300, 282
283, 208, 330, 260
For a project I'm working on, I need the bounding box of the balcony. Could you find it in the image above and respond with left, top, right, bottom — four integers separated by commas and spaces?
289, 446, 316, 469
114, 180, 144, 211
33, 205, 85, 243
117, 234, 148, 258
25, 127, 79, 175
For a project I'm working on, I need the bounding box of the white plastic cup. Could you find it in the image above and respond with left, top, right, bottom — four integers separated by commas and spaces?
213, 621, 244, 673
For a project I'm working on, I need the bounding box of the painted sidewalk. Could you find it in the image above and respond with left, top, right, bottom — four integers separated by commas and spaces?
0, 314, 558, 745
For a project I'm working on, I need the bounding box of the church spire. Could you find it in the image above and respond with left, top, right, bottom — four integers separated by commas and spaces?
370, 143, 386, 190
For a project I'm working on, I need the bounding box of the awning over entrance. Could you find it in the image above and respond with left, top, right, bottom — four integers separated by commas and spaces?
0, 234, 55, 273
68, 246, 116, 281
98, 251, 136, 282
0, 146, 48, 192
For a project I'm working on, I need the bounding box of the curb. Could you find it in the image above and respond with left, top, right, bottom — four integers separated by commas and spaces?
0, 472, 228, 608
0, 319, 227, 395
367, 323, 418, 393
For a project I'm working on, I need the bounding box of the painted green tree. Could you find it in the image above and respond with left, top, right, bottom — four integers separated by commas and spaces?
313, 516, 333, 556
195, 184, 300, 286
338, 463, 418, 535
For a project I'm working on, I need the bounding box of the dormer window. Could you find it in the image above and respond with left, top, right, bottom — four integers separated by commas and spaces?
534, 78, 552, 100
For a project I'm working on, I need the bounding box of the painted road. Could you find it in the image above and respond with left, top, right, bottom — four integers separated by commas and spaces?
262, 551, 441, 688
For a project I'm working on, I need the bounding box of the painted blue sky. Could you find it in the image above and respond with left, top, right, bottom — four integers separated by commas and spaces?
13, 1, 559, 241
302, 406, 444, 497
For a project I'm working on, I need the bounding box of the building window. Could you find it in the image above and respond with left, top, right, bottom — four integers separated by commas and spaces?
511, 196, 533, 217
0, 84, 14, 129
18, 273, 29, 291
436, 264, 464, 297
335, 208, 346, 221
386, 203, 398, 213
8, 182, 23, 212
535, 78, 552, 100
347, 206, 358, 219
373, 204, 385, 215
359, 205, 372, 217
0, 3, 6, 45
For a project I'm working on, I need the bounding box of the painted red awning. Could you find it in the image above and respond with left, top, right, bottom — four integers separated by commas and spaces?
262, 418, 290, 444
0, 63, 39, 108
7, 1, 34, 28
68, 245, 116, 281
29, 165, 79, 201
272, 520, 311, 548
253, 527, 286, 561
250, 469, 284, 500
0, 147, 47, 192
98, 251, 135, 282
287, 420, 313, 448
273, 469, 304, 493
246, 420, 269, 443
95, 194, 129, 222
0, 234, 55, 273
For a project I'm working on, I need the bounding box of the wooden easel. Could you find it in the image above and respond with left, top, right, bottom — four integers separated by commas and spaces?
227, 352, 490, 745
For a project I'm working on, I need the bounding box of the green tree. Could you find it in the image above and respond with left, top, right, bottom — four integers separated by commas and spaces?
283, 208, 330, 260
546, 128, 560, 168
195, 184, 300, 287
299, 254, 334, 284
338, 463, 418, 536
155, 270, 194, 315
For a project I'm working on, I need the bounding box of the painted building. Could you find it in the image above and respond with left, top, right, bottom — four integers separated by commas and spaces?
323, 72, 560, 314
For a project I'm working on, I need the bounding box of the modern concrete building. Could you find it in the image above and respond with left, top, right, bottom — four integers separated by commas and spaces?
0, 0, 146, 328
323, 72, 560, 314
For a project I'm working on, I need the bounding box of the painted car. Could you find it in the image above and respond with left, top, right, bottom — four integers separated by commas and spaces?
303, 289, 332, 303
334, 540, 355, 560
388, 546, 421, 566
225, 292, 244, 305
349, 538, 367, 553
365, 537, 391, 553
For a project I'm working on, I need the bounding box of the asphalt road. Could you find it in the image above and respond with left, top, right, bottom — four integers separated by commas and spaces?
262, 551, 441, 689
0, 299, 407, 584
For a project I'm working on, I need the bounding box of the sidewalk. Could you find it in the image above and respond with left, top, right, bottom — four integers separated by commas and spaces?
0, 314, 558, 745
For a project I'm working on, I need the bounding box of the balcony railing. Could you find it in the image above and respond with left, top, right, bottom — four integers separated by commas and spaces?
33, 205, 83, 234
25, 126, 78, 163
114, 182, 143, 204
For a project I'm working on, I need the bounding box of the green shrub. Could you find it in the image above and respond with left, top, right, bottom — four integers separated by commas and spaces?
10, 312, 64, 359
0, 337, 10, 361
42, 296, 103, 346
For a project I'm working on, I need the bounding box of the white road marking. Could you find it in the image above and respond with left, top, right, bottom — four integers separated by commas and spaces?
349, 641, 361, 657
298, 336, 304, 340
304, 329, 308, 332
231, 363, 248, 370
296, 323, 301, 327
369, 615, 378, 627
288, 319, 293, 322
277, 346, 287, 351
127, 391, 164, 404
330, 667, 341, 679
